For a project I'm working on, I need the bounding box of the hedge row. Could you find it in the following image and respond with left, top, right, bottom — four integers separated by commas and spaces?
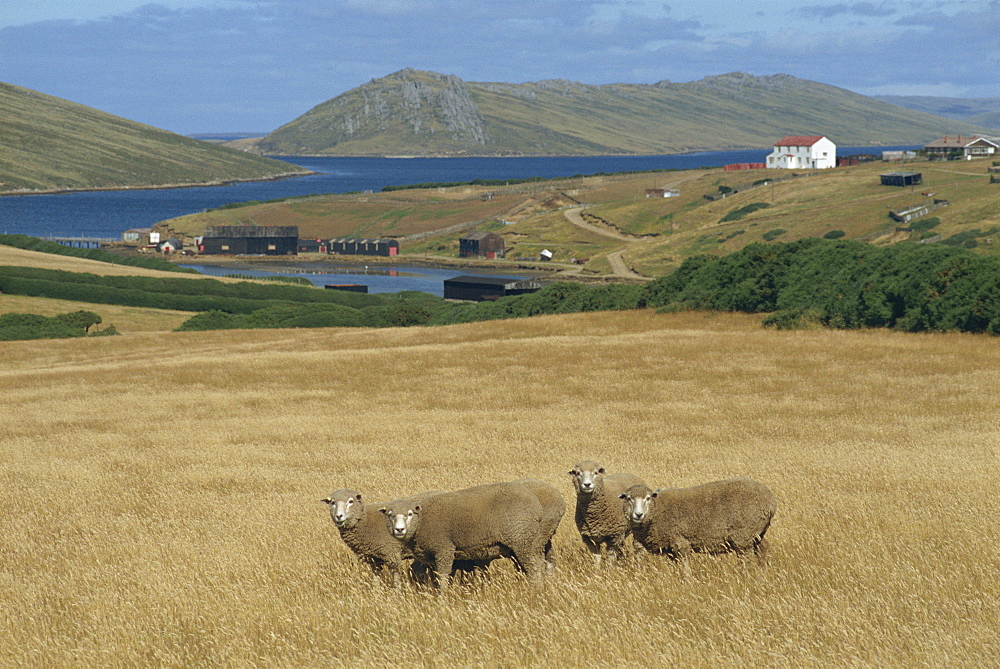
0, 310, 117, 341
646, 239, 1000, 334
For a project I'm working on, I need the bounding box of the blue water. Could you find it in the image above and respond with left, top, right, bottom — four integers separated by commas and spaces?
181, 262, 530, 296
0, 148, 918, 239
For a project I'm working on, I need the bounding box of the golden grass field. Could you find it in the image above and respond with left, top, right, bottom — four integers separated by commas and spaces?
2, 309, 998, 666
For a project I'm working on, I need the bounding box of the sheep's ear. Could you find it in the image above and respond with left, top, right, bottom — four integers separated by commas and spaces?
619, 493, 628, 500
567, 470, 576, 476
321, 498, 333, 505
378, 507, 388, 515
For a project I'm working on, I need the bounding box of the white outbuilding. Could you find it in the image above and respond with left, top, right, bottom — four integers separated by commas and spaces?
766, 135, 837, 169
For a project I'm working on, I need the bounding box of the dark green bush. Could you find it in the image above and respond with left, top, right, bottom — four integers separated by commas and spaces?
0, 310, 116, 340
721, 203, 770, 223
645, 239, 1000, 334
822, 230, 846, 239
762, 228, 787, 242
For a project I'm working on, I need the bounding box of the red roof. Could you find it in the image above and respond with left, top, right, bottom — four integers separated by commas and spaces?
774, 135, 826, 147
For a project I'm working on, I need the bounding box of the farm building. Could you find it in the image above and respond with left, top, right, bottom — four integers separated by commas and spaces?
881, 172, 923, 187
158, 238, 182, 254
766, 136, 837, 169
329, 238, 399, 257
200, 226, 298, 255
924, 136, 998, 159
459, 231, 505, 259
122, 228, 152, 244
298, 239, 328, 253
645, 188, 681, 197
443, 276, 542, 301
324, 284, 368, 293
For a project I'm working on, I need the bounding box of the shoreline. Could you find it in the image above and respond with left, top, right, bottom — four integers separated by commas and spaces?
0, 170, 316, 198
167, 253, 650, 284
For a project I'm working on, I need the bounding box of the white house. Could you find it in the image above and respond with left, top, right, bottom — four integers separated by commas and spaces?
766, 136, 837, 169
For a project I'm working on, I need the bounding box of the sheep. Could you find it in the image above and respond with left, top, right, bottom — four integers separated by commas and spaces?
321, 488, 487, 586
618, 478, 776, 571
568, 460, 645, 561
380, 481, 547, 591
513, 478, 566, 567
322, 488, 447, 586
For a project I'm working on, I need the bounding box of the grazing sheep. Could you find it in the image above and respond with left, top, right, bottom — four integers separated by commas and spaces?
513, 478, 566, 567
321, 489, 486, 586
619, 479, 776, 568
568, 460, 645, 560
380, 482, 546, 591
321, 488, 417, 585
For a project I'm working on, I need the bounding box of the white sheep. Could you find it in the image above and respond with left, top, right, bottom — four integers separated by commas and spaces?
321, 488, 487, 586
619, 479, 776, 569
513, 478, 566, 568
380, 481, 546, 591
321, 488, 418, 586
568, 460, 645, 560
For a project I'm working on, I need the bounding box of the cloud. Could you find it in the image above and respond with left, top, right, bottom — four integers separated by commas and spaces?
0, 0, 996, 133
799, 2, 899, 19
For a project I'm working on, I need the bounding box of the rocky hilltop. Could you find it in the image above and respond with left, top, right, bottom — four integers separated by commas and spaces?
253, 69, 994, 157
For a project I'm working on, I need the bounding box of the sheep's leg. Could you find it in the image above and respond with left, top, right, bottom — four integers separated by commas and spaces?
434, 549, 455, 592
753, 536, 770, 564
582, 536, 604, 563
670, 537, 694, 580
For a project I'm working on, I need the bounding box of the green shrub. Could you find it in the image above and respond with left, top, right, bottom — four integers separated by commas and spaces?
762, 228, 786, 242
822, 230, 846, 239
721, 202, 770, 223
909, 217, 941, 233
0, 311, 108, 341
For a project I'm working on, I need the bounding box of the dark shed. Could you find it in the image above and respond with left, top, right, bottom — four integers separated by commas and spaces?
330, 238, 399, 257
459, 231, 505, 259
201, 226, 299, 255
881, 172, 923, 187
443, 275, 542, 301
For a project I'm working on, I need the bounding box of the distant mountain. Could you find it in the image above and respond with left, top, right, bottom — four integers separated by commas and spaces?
0, 82, 309, 194
253, 69, 996, 157
874, 95, 1000, 131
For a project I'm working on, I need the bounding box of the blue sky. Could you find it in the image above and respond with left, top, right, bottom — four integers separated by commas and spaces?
2, 0, 998, 134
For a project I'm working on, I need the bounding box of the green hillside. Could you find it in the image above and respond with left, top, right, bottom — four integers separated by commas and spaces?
874, 95, 1000, 130
0, 82, 311, 193
255, 69, 995, 156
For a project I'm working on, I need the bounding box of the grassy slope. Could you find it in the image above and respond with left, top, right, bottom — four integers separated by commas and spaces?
1, 310, 997, 666
157, 157, 1000, 276
0, 82, 310, 193
254, 70, 995, 156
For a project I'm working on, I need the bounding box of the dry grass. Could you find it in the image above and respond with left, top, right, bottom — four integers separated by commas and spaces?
1, 310, 997, 666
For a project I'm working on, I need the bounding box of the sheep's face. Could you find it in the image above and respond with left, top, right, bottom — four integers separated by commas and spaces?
619, 486, 656, 524
381, 504, 420, 541
321, 489, 364, 529
568, 461, 605, 495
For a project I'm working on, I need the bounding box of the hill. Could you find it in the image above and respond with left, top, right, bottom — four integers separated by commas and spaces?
0, 82, 311, 194
251, 69, 995, 156
874, 95, 1000, 130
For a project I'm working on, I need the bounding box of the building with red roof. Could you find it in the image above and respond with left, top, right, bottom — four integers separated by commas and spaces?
766, 135, 837, 169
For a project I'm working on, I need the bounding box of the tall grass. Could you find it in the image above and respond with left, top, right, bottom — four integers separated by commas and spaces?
1, 311, 997, 666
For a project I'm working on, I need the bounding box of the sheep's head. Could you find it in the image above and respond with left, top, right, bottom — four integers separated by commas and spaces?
380, 501, 420, 541
321, 489, 364, 529
568, 460, 605, 494
619, 485, 656, 524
